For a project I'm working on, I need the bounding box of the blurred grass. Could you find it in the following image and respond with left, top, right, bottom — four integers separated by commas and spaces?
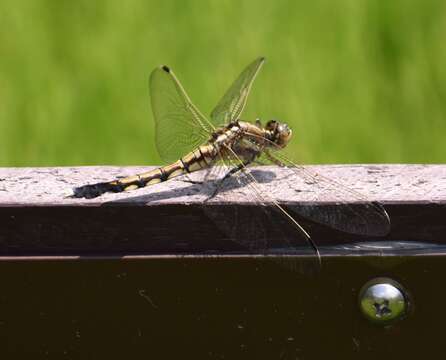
0, 0, 445, 166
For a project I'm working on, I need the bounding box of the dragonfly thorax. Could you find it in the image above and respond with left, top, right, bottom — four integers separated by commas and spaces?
265, 120, 292, 149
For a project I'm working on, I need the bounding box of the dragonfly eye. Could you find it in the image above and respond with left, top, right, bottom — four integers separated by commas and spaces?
265, 120, 292, 147
265, 120, 278, 131
275, 123, 292, 148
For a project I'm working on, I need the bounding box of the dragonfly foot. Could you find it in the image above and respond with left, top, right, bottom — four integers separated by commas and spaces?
181, 179, 204, 185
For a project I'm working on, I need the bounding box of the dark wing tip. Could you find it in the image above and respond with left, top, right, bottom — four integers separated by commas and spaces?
161, 65, 171, 73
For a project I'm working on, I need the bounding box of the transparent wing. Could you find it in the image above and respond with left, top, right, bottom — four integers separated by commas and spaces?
258, 149, 391, 237
200, 149, 320, 275
150, 66, 215, 163
210, 57, 265, 126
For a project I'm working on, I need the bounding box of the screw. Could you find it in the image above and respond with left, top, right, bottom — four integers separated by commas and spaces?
359, 277, 409, 324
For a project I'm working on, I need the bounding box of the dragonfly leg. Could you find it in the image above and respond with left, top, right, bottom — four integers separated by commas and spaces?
253, 159, 268, 166
206, 160, 252, 200
181, 178, 203, 185
181, 166, 216, 186
264, 150, 286, 166
263, 151, 298, 182
222, 161, 250, 181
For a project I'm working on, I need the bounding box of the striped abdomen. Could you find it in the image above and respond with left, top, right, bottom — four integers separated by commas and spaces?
73, 144, 217, 199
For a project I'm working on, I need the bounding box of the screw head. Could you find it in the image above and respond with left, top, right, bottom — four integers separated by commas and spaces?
359, 278, 409, 324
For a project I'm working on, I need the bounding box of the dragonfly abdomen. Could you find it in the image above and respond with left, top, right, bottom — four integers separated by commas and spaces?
72, 144, 217, 198
122, 144, 217, 189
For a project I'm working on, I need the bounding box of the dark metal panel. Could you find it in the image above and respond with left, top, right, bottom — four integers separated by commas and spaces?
0, 256, 444, 359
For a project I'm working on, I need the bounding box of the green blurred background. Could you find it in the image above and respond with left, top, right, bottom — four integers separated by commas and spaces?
0, 0, 445, 167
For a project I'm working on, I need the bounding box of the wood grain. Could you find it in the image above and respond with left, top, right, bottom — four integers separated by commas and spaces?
0, 164, 444, 205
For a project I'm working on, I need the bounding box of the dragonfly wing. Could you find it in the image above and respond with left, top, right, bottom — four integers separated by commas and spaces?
150, 65, 215, 163
259, 150, 391, 237
201, 150, 320, 275
210, 57, 265, 126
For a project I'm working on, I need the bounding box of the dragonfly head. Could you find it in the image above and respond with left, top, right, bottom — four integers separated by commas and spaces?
265, 120, 292, 148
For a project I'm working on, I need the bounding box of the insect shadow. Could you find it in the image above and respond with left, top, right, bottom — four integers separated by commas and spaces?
102, 168, 277, 205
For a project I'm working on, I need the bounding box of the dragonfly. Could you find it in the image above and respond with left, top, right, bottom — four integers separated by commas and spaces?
73, 57, 391, 262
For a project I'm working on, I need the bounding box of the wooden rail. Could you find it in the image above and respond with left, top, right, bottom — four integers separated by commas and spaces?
0, 164, 444, 257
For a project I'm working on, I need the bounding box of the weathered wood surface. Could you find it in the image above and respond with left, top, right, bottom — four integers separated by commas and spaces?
0, 165, 445, 256
0, 165, 444, 205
